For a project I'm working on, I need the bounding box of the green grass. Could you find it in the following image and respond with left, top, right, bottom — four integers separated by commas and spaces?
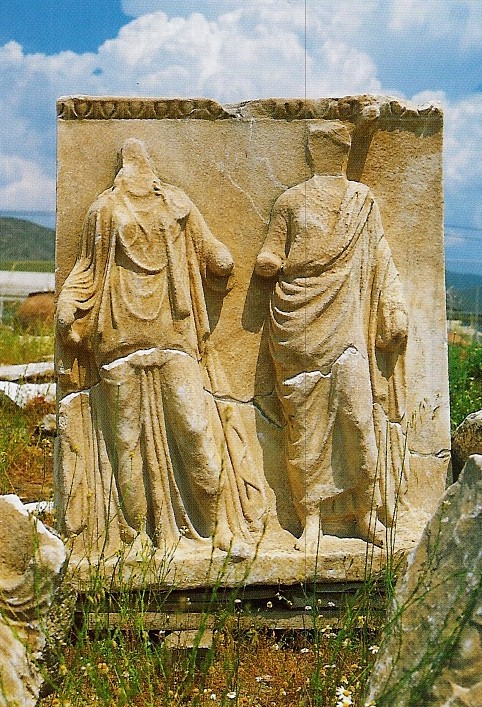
0, 300, 54, 363
0, 323, 54, 364
448, 341, 482, 429
37, 564, 385, 707
0, 394, 54, 500
0, 259, 55, 272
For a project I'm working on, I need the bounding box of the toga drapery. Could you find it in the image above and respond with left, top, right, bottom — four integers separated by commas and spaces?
257, 177, 409, 528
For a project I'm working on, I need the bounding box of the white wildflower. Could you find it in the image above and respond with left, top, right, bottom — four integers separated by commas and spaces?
336, 685, 353, 706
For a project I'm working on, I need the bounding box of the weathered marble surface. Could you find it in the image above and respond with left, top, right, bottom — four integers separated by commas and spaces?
255, 121, 408, 551
0, 495, 65, 707
0, 361, 54, 382
452, 410, 482, 479
56, 138, 285, 563
55, 95, 449, 585
365, 455, 482, 707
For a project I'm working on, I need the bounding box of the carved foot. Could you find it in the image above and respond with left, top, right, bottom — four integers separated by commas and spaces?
124, 531, 155, 560
294, 515, 324, 553
213, 501, 255, 561
214, 529, 254, 561
355, 513, 386, 547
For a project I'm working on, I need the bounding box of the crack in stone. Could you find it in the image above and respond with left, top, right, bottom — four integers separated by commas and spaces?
216, 163, 268, 224
207, 389, 284, 429
409, 449, 451, 459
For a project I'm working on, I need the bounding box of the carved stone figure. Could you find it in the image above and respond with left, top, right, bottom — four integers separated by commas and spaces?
56, 138, 275, 560
0, 495, 65, 707
256, 122, 409, 550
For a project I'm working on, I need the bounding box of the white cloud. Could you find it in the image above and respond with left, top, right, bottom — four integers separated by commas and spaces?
441, 94, 482, 186
97, 7, 382, 99
0, 154, 56, 210
389, 0, 482, 50
445, 232, 466, 247
122, 0, 164, 16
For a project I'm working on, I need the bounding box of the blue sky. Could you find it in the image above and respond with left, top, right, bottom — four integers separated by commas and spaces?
0, 0, 481, 273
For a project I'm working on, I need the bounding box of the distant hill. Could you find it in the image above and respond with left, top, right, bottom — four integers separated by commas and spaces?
0, 217, 55, 263
446, 271, 482, 289
0, 210, 55, 229
446, 270, 482, 315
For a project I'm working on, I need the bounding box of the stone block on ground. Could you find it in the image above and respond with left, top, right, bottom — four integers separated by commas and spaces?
0, 361, 55, 382
0, 494, 66, 707
0, 380, 56, 408
365, 454, 482, 707
452, 410, 482, 479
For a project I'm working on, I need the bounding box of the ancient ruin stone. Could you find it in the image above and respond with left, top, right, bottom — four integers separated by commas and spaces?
0, 381, 55, 408
365, 455, 482, 707
55, 95, 449, 587
0, 495, 65, 706
0, 361, 54, 382
452, 410, 482, 479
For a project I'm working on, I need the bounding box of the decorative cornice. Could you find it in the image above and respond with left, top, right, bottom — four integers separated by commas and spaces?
57, 95, 443, 126
234, 96, 443, 125
57, 97, 232, 121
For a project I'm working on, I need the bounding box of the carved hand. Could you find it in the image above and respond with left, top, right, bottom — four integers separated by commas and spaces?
56, 304, 82, 347
207, 243, 234, 277
376, 308, 408, 352
255, 251, 283, 278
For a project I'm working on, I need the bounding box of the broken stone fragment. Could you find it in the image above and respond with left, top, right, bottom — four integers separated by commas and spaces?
0, 381, 56, 408
38, 412, 56, 435
451, 409, 482, 480
0, 361, 55, 382
365, 454, 482, 706
0, 494, 66, 707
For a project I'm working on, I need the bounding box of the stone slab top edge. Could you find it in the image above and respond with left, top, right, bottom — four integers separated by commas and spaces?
57, 94, 443, 124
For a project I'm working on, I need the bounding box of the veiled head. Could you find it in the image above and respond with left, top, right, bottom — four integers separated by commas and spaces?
114, 138, 160, 195
121, 138, 154, 175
